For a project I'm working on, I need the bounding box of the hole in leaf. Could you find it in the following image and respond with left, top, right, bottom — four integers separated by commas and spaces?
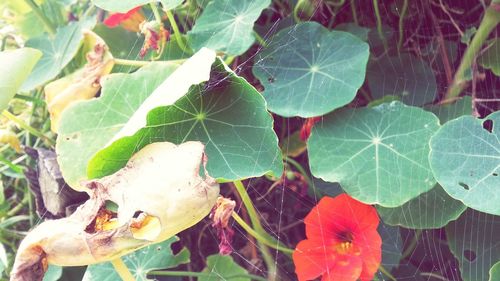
268, 76, 275, 83
483, 119, 493, 133
493, 173, 498, 176
463, 249, 476, 262
459, 182, 469, 190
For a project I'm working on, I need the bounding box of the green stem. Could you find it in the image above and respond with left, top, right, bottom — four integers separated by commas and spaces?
379, 265, 397, 281
445, 1, 500, 102
350, 0, 358, 25
0, 155, 24, 174
232, 212, 294, 255
165, 10, 191, 54
2, 110, 54, 145
283, 156, 313, 188
24, 0, 56, 35
233, 180, 277, 281
150, 270, 268, 281
149, 3, 163, 24
114, 58, 187, 67
7, 196, 29, 217
397, 0, 408, 52
253, 31, 267, 47
111, 258, 136, 281
372, 0, 388, 53
401, 229, 422, 260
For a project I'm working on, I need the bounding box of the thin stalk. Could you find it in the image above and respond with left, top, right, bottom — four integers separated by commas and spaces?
165, 10, 190, 54
372, 0, 388, 53
283, 156, 313, 188
401, 229, 422, 260
233, 180, 277, 281
150, 270, 268, 281
0, 155, 23, 174
379, 265, 397, 281
24, 0, 56, 35
351, 0, 359, 25
149, 3, 163, 24
2, 110, 54, 145
253, 31, 267, 47
111, 258, 135, 281
232, 212, 294, 255
397, 0, 408, 52
7, 196, 29, 217
445, 1, 500, 102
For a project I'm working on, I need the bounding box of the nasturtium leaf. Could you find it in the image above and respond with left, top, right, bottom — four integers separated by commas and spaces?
426, 96, 472, 124
21, 20, 92, 92
0, 48, 42, 111
377, 184, 466, 229
187, 0, 271, 56
57, 62, 180, 190
446, 210, 500, 281
83, 237, 190, 281
88, 58, 283, 181
490, 262, 500, 281
199, 254, 250, 281
308, 101, 440, 207
92, 0, 183, 12
429, 111, 500, 215
43, 265, 62, 281
478, 38, 500, 76
253, 22, 369, 117
367, 53, 437, 106
378, 222, 402, 271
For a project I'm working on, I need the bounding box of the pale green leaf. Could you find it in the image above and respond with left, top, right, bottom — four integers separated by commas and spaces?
253, 22, 369, 117
377, 184, 466, 229
0, 48, 42, 111
446, 210, 500, 281
187, 0, 271, 56
308, 101, 440, 207
429, 111, 500, 215
83, 237, 190, 281
426, 96, 472, 124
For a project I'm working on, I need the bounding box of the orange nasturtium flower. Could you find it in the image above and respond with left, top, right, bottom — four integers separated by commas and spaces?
103, 6, 145, 32
293, 194, 382, 281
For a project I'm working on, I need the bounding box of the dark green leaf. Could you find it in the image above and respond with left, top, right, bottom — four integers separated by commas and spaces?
199, 254, 250, 281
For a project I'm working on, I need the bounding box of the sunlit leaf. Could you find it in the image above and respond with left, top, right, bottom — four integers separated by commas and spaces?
0, 48, 42, 111
253, 22, 369, 117
21, 19, 94, 92
83, 237, 190, 281
429, 111, 499, 215
446, 210, 500, 281
92, 0, 183, 12
377, 184, 466, 229
367, 53, 437, 106
187, 0, 270, 56
308, 101, 440, 207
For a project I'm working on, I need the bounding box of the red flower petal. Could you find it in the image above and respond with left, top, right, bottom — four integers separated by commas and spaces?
356, 229, 382, 281
321, 254, 362, 281
304, 194, 379, 240
103, 6, 141, 28
293, 239, 337, 281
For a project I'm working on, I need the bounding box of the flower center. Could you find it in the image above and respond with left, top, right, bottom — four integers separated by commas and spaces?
334, 231, 358, 255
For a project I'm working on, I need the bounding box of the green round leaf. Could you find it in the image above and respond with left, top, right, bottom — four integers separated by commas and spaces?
21, 20, 92, 92
253, 22, 370, 117
92, 0, 183, 12
88, 58, 283, 181
446, 210, 500, 281
490, 262, 500, 281
308, 101, 440, 207
187, 0, 270, 56
425, 96, 472, 124
83, 237, 190, 281
0, 48, 42, 111
367, 53, 437, 106
378, 222, 402, 271
200, 254, 250, 281
57, 62, 180, 189
377, 184, 466, 229
429, 111, 500, 215
335, 23, 370, 41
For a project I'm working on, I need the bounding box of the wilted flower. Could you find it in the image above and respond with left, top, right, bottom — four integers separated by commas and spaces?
139, 20, 170, 58
211, 196, 236, 255
11, 141, 219, 281
103, 6, 145, 32
293, 194, 381, 281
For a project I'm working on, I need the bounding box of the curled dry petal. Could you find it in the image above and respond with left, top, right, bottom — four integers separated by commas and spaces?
44, 30, 114, 133
211, 196, 236, 255
11, 141, 220, 281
